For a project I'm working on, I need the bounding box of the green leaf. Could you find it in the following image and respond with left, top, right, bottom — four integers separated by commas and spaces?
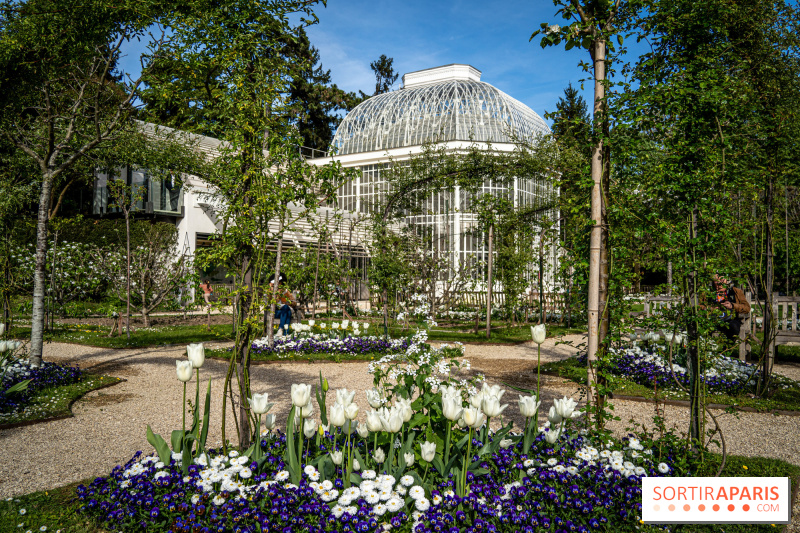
4, 379, 31, 394
617, 34, 624, 46
171, 429, 184, 453
146, 425, 172, 465
198, 379, 212, 453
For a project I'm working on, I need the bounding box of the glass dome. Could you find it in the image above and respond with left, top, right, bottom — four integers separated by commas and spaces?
332, 64, 551, 156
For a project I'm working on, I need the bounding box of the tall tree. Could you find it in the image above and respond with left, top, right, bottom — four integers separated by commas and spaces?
534, 0, 625, 426
0, 0, 184, 366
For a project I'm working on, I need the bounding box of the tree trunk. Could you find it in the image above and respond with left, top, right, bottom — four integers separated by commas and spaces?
586, 38, 607, 403
312, 231, 322, 318
49, 230, 58, 327
125, 212, 132, 340
237, 259, 253, 449
687, 208, 701, 443
760, 174, 775, 393
667, 261, 673, 295
28, 175, 54, 367
486, 223, 494, 339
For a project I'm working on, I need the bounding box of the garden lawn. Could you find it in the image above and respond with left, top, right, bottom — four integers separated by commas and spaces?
540, 357, 800, 412
8, 324, 234, 349
389, 324, 584, 344
2, 453, 796, 533
0, 373, 122, 427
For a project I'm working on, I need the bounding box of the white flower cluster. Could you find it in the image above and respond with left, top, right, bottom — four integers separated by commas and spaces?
563, 437, 663, 480
302, 467, 432, 520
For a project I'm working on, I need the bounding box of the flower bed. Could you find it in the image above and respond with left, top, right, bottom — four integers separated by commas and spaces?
77, 327, 678, 532
78, 429, 669, 533
579, 345, 762, 394
0, 357, 84, 415
251, 335, 412, 359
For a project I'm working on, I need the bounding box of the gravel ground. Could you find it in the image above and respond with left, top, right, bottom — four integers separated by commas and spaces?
1, 337, 798, 530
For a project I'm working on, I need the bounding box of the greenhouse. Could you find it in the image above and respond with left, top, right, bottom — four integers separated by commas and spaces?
312, 64, 557, 285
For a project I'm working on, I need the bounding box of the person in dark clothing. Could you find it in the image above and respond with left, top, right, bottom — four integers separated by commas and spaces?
270, 275, 296, 335
711, 274, 751, 340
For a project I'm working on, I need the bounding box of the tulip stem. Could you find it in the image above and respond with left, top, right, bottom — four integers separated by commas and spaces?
297, 414, 304, 467
536, 344, 541, 399
422, 462, 429, 484
372, 432, 377, 465
444, 423, 451, 467
462, 427, 473, 496
182, 381, 186, 436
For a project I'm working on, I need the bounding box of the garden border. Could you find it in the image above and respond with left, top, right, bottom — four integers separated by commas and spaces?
0, 376, 126, 430
609, 393, 800, 417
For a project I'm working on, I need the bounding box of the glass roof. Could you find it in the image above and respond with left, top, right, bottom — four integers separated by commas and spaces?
332, 67, 551, 156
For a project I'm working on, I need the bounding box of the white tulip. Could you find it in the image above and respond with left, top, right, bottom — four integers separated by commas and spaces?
365, 388, 383, 409
186, 343, 205, 368
373, 448, 386, 464
404, 452, 415, 466
353, 459, 361, 471
300, 400, 314, 419
341, 320, 350, 329
396, 397, 413, 422
344, 403, 359, 421
0, 341, 7, 352
332, 322, 339, 329
308, 320, 316, 326
291, 383, 312, 407
462, 407, 484, 429
263, 414, 276, 430
481, 395, 508, 418
441, 395, 463, 422
482, 383, 506, 401
335, 388, 356, 407
468, 391, 484, 409
0, 323, 5, 336
331, 451, 343, 465
366, 410, 382, 432
330, 403, 346, 427
499, 439, 514, 449
554, 396, 579, 419
357, 422, 370, 438
545, 428, 560, 444
518, 395, 541, 418
531, 323, 546, 344
420, 441, 436, 463
380, 410, 403, 433
249, 393, 272, 415
548, 406, 562, 425
176, 360, 193, 382
363, 323, 370, 330
304, 418, 318, 438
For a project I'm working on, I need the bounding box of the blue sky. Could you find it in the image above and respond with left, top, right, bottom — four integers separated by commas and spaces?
117, 1, 645, 126
304, 0, 611, 125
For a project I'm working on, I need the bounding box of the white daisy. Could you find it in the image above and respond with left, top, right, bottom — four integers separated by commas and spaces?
373, 503, 388, 516
415, 498, 430, 512
386, 497, 403, 512
400, 475, 414, 487
408, 486, 425, 500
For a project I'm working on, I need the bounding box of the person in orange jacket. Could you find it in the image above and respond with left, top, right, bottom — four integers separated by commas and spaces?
711, 274, 751, 339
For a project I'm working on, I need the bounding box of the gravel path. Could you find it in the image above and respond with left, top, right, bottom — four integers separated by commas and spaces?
1, 337, 799, 529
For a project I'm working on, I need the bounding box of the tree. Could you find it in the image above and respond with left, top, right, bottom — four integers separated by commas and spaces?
0, 0, 177, 366
144, 0, 349, 450
93, 222, 192, 328
535, 0, 626, 426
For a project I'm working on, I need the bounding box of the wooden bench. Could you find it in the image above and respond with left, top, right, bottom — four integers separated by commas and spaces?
644, 293, 799, 362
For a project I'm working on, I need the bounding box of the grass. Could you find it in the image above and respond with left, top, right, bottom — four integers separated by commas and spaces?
9, 323, 234, 349
0, 480, 100, 533
0, 373, 123, 427
389, 324, 585, 344
540, 357, 800, 412
1, 452, 795, 533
